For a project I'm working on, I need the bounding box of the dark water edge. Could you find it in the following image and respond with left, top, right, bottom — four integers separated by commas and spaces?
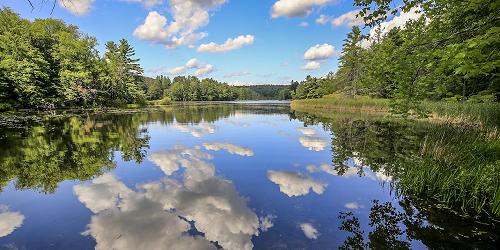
0, 103, 498, 249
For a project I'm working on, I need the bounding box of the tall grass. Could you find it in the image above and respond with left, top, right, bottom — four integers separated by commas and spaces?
291, 94, 389, 113
393, 122, 500, 217
422, 101, 500, 130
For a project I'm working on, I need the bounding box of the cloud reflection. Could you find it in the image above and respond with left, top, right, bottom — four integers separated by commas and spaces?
299, 223, 319, 239
0, 205, 25, 237
267, 170, 327, 197
202, 142, 254, 156
172, 122, 216, 138
306, 163, 393, 183
297, 128, 328, 151
76, 144, 272, 250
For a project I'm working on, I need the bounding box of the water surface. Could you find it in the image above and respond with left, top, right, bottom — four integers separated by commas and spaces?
0, 103, 498, 249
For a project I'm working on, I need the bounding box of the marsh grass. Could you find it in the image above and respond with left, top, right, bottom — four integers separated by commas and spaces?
422, 101, 500, 133
291, 94, 500, 133
291, 94, 389, 113
394, 122, 500, 216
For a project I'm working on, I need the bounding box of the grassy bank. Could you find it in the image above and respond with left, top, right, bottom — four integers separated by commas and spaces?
291, 94, 390, 113
291, 94, 500, 131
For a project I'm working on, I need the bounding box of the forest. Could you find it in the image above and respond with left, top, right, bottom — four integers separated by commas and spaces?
292, 0, 499, 116
0, 8, 290, 111
143, 75, 291, 102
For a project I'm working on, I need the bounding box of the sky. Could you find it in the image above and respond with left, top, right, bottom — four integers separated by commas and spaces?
0, 0, 412, 85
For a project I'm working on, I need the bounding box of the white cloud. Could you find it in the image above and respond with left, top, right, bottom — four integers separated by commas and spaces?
197, 35, 255, 53
133, 11, 170, 42
361, 7, 422, 48
0, 205, 25, 237
331, 9, 364, 27
122, 0, 164, 8
194, 64, 215, 77
167, 66, 188, 75
58, 0, 95, 16
271, 0, 332, 18
300, 223, 319, 239
202, 143, 254, 156
134, 0, 227, 48
304, 43, 336, 60
297, 128, 328, 151
301, 61, 321, 70
315, 14, 330, 24
299, 21, 309, 27
185, 58, 201, 68
345, 201, 364, 209
165, 58, 215, 77
267, 170, 326, 197
301, 44, 336, 70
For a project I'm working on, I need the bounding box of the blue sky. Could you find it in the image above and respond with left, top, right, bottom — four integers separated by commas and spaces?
2, 0, 367, 85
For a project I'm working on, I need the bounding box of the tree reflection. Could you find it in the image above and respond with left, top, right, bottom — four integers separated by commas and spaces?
292, 111, 500, 247
339, 200, 410, 250
0, 113, 150, 193
338, 199, 500, 249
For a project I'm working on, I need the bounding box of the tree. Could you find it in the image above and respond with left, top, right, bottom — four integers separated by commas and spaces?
339, 26, 364, 97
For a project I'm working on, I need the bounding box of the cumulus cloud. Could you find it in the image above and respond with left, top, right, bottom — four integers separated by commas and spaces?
134, 0, 227, 48
58, 0, 95, 16
194, 64, 215, 76
0, 205, 25, 237
165, 58, 215, 77
304, 43, 336, 60
300, 223, 319, 239
271, 0, 332, 18
297, 128, 328, 151
330, 9, 364, 27
301, 61, 321, 70
361, 7, 422, 48
197, 35, 255, 53
77, 145, 273, 250
202, 143, 254, 156
301, 44, 336, 70
267, 170, 326, 197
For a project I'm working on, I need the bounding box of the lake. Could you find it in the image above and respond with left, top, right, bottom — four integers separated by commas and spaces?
0, 103, 498, 249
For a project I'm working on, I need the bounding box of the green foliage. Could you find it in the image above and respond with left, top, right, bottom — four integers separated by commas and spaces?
0, 8, 146, 109
157, 96, 172, 105
293, 75, 333, 99
293, 0, 499, 116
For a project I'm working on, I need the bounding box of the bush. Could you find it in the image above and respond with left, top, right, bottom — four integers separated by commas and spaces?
157, 96, 172, 105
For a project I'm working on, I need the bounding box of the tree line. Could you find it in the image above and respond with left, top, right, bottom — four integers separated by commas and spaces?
0, 8, 146, 110
0, 8, 292, 111
143, 75, 292, 102
292, 0, 499, 116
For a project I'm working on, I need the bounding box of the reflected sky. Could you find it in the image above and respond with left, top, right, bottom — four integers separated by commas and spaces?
0, 104, 497, 249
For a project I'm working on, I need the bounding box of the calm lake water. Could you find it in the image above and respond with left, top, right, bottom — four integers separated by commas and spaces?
0, 103, 498, 249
